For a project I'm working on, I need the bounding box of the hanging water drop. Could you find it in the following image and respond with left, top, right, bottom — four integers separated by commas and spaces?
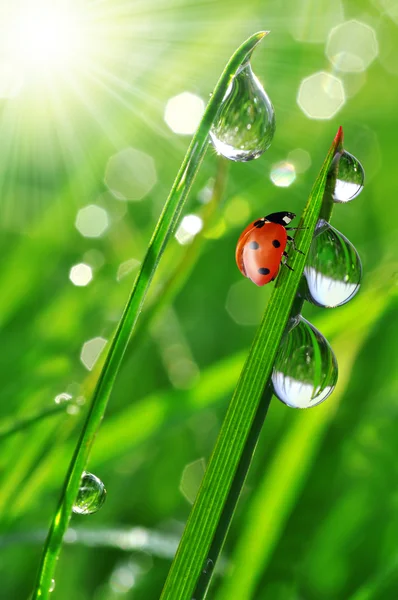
333, 150, 364, 202
49, 579, 55, 593
72, 471, 107, 515
210, 61, 275, 161
272, 316, 338, 409
304, 220, 362, 308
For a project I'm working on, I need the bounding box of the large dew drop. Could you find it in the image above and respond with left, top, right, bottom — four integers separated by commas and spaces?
304, 220, 362, 308
272, 316, 338, 409
210, 62, 275, 161
333, 150, 364, 202
72, 471, 107, 515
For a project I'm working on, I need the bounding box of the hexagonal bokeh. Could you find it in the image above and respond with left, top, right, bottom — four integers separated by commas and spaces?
179, 458, 206, 505
287, 148, 312, 174
80, 337, 108, 371
270, 161, 296, 187
75, 204, 109, 238
69, 263, 93, 287
104, 147, 157, 201
164, 92, 205, 135
326, 20, 378, 72
297, 71, 345, 120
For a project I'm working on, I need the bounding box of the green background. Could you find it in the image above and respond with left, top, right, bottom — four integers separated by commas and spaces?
0, 0, 397, 598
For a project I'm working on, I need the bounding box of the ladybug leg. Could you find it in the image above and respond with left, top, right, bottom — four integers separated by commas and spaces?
287, 235, 305, 255
282, 253, 294, 271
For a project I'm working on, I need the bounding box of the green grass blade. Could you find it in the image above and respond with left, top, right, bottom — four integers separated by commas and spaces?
160, 127, 343, 600
216, 293, 393, 600
31, 31, 269, 600
0, 404, 66, 441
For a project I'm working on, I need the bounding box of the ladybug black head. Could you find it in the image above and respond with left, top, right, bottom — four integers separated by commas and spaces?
264, 212, 295, 226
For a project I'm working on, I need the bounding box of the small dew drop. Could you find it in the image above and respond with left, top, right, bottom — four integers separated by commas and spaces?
203, 558, 214, 575
272, 316, 338, 409
304, 220, 362, 308
333, 150, 364, 202
54, 392, 72, 405
210, 62, 275, 161
49, 579, 55, 593
72, 471, 107, 515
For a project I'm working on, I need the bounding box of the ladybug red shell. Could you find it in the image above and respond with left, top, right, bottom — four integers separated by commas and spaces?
236, 211, 299, 286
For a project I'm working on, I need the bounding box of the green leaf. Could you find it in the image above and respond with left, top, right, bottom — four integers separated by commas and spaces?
160, 127, 343, 600
31, 31, 269, 600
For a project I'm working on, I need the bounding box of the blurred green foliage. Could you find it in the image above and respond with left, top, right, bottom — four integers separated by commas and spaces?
0, 0, 397, 599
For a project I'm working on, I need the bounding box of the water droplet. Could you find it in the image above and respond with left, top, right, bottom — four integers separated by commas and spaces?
49, 579, 55, 592
210, 62, 275, 161
72, 471, 107, 515
203, 558, 214, 575
304, 220, 362, 308
333, 150, 364, 202
272, 316, 338, 409
54, 392, 72, 405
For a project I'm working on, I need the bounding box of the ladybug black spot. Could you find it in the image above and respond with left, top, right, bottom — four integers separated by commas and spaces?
272, 239, 281, 248
258, 267, 270, 275
248, 241, 260, 249
254, 220, 265, 228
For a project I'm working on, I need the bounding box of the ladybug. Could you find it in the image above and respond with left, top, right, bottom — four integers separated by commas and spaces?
235, 211, 304, 286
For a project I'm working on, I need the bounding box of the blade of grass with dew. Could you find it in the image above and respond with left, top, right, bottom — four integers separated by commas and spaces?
216, 293, 394, 600
31, 31, 269, 600
160, 127, 344, 600
5, 273, 390, 525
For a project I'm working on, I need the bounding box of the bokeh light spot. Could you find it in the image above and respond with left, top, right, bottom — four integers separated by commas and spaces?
69, 263, 93, 287
270, 161, 296, 187
105, 147, 157, 201
117, 258, 140, 281
164, 92, 205, 135
175, 214, 203, 245
80, 337, 108, 371
297, 71, 345, 119
75, 205, 109, 238
326, 20, 378, 72
179, 458, 206, 505
287, 148, 312, 174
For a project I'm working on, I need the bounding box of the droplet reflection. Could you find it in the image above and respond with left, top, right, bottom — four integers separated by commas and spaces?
304, 220, 362, 308
272, 316, 338, 409
72, 471, 107, 515
333, 150, 364, 202
210, 62, 275, 161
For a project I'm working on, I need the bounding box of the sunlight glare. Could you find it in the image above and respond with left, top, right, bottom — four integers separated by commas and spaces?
5, 3, 88, 73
